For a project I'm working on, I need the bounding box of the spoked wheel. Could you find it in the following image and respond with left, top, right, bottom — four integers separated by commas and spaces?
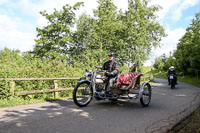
140, 83, 151, 107
73, 81, 93, 107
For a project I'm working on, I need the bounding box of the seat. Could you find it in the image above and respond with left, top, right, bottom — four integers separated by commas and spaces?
118, 72, 143, 90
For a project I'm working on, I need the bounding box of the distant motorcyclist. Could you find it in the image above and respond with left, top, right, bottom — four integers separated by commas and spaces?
167, 66, 178, 85
102, 52, 120, 93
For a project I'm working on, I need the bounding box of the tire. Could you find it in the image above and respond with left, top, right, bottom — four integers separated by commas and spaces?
73, 81, 93, 107
140, 83, 151, 107
170, 79, 174, 89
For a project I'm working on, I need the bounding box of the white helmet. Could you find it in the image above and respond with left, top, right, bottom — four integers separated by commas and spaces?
169, 66, 174, 71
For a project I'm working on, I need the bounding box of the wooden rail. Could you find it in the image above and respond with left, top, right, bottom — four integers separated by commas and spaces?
0, 78, 79, 98
0, 78, 79, 81
0, 75, 152, 98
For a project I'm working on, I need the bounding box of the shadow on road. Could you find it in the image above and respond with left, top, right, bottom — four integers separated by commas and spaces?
0, 97, 149, 132
1, 78, 200, 133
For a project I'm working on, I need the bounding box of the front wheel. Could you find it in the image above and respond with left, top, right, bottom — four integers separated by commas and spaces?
140, 83, 151, 107
73, 81, 93, 107
170, 79, 174, 89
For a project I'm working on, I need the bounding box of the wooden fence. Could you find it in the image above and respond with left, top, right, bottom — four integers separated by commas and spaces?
0, 78, 79, 98
0, 75, 153, 98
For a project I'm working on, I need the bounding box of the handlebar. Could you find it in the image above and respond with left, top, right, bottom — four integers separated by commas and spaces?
96, 70, 107, 73
96, 66, 103, 69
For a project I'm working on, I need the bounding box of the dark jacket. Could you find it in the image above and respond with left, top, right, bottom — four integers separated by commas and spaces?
103, 60, 120, 77
167, 70, 177, 76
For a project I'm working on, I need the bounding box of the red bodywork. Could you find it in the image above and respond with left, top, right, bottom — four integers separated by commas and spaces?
118, 72, 141, 88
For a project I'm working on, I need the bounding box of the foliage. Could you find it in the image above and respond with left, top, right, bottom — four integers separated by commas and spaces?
153, 12, 200, 77
32, 2, 83, 60
122, 0, 166, 69
153, 53, 176, 72
174, 12, 200, 75
0, 48, 134, 100
0, 0, 165, 105
0, 48, 84, 99
31, 0, 166, 69
0, 96, 45, 108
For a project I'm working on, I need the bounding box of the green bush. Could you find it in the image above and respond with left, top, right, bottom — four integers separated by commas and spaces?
0, 48, 154, 105
0, 48, 84, 99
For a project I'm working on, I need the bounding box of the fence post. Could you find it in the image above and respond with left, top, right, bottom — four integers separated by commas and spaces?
10, 80, 15, 96
54, 80, 58, 98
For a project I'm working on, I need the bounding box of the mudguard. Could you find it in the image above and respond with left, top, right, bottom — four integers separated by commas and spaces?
139, 82, 151, 98
78, 78, 91, 84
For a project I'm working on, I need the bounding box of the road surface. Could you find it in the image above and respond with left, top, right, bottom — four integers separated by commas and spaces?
0, 78, 200, 133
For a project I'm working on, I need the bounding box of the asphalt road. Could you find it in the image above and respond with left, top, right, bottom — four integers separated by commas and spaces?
0, 78, 200, 133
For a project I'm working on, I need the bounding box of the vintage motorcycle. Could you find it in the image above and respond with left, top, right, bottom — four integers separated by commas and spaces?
73, 67, 151, 107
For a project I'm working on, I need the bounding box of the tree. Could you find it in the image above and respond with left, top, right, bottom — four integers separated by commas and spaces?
72, 0, 123, 66
174, 12, 200, 75
123, 0, 166, 70
90, 0, 121, 63
74, 0, 166, 68
31, 0, 166, 70
32, 2, 83, 60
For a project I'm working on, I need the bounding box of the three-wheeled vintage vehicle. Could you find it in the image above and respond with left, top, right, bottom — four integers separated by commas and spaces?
73, 67, 151, 107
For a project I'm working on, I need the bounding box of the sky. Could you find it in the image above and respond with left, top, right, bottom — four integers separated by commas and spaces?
0, 0, 200, 66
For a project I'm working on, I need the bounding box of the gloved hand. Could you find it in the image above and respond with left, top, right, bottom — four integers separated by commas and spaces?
105, 71, 114, 76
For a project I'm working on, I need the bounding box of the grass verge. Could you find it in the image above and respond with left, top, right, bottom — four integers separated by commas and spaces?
0, 97, 45, 108
0, 96, 72, 108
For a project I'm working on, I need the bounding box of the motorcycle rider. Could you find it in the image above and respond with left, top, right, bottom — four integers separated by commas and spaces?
167, 66, 178, 85
102, 52, 120, 94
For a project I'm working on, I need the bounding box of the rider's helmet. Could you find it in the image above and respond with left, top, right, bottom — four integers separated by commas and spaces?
169, 66, 174, 71
108, 52, 115, 57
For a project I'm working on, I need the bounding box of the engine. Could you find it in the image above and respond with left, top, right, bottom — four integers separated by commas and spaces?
95, 82, 104, 91
95, 75, 105, 91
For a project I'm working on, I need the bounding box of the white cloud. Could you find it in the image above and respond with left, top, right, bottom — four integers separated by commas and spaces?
0, 0, 198, 57
37, 16, 48, 27
0, 0, 6, 5
0, 14, 35, 52
172, 0, 199, 21
150, 0, 181, 21
154, 27, 186, 57
144, 27, 186, 66
0, 14, 17, 30
8, 0, 97, 26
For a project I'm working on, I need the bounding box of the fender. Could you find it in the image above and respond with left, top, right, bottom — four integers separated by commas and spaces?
139, 82, 151, 98
75, 79, 93, 95
77, 78, 91, 84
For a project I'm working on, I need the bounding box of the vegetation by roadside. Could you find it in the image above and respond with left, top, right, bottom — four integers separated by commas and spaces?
154, 72, 200, 133
0, 66, 152, 108
0, 96, 45, 108
154, 72, 200, 88
0, 95, 73, 108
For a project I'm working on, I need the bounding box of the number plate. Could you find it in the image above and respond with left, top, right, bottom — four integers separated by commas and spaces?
170, 76, 174, 79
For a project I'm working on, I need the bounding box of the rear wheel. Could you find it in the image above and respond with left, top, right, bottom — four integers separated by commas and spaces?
73, 81, 93, 107
140, 83, 151, 107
